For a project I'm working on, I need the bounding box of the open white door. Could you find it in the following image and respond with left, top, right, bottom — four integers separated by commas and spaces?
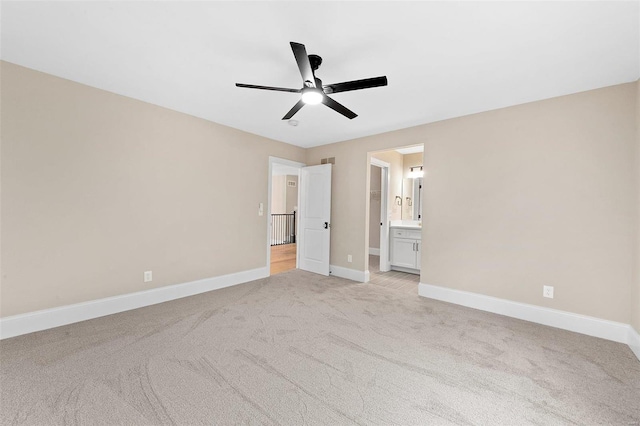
298, 164, 332, 276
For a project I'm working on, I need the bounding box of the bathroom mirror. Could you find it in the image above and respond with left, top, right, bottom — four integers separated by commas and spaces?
402, 177, 423, 220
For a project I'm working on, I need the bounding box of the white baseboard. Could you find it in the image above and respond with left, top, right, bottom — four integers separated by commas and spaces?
629, 326, 640, 362
419, 283, 631, 345
390, 265, 420, 275
369, 247, 380, 256
0, 266, 269, 340
330, 265, 367, 282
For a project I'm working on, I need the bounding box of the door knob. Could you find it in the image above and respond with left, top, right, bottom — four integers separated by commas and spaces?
324, 222, 329, 229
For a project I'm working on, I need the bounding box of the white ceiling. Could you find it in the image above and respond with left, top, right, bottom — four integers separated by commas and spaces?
2, 1, 638, 148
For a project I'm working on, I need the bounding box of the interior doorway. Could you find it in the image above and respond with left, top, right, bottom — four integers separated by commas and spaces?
268, 157, 304, 275
267, 158, 333, 277
366, 145, 424, 294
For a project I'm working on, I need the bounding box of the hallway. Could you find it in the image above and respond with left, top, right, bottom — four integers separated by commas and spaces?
270, 243, 296, 275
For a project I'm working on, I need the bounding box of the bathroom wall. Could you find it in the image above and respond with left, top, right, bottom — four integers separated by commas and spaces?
402, 153, 424, 220
403, 153, 423, 178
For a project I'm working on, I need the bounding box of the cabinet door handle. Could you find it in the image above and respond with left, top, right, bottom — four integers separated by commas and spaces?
412, 242, 416, 251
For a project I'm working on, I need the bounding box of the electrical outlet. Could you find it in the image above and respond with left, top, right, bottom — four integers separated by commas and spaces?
258, 203, 264, 216
347, 254, 352, 263
543, 285, 554, 299
144, 271, 153, 283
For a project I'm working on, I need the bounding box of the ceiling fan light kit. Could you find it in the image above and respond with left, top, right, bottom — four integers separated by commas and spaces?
236, 41, 388, 120
301, 88, 323, 105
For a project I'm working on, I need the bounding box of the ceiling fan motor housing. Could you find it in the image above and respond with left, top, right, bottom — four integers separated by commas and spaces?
308, 54, 322, 71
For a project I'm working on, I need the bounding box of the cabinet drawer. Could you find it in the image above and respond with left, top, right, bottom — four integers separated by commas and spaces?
392, 229, 421, 239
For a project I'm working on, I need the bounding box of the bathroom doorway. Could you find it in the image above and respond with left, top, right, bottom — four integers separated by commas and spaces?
367, 145, 424, 294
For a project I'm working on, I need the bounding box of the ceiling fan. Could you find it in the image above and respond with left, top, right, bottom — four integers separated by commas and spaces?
236, 42, 388, 120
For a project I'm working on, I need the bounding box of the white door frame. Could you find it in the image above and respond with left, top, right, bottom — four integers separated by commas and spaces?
267, 156, 305, 274
370, 157, 391, 272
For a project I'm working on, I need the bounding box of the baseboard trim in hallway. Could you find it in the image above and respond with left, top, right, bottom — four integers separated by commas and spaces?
419, 282, 640, 361
0, 266, 269, 340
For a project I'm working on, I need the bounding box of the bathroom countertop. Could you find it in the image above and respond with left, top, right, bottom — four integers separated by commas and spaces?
389, 224, 422, 230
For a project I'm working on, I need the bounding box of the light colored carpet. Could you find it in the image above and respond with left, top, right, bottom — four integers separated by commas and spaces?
1, 269, 639, 425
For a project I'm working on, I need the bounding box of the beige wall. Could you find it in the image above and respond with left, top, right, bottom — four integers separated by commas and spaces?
285, 175, 298, 214
272, 174, 298, 214
308, 82, 637, 324
0, 61, 305, 317
271, 175, 287, 214
633, 80, 640, 332
2, 60, 638, 327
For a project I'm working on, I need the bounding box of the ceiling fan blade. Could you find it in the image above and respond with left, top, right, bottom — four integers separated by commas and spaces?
323, 76, 388, 94
322, 95, 357, 119
290, 42, 316, 88
282, 99, 305, 120
236, 83, 300, 93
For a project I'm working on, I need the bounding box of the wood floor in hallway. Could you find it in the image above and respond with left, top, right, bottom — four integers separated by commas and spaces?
270, 243, 296, 275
